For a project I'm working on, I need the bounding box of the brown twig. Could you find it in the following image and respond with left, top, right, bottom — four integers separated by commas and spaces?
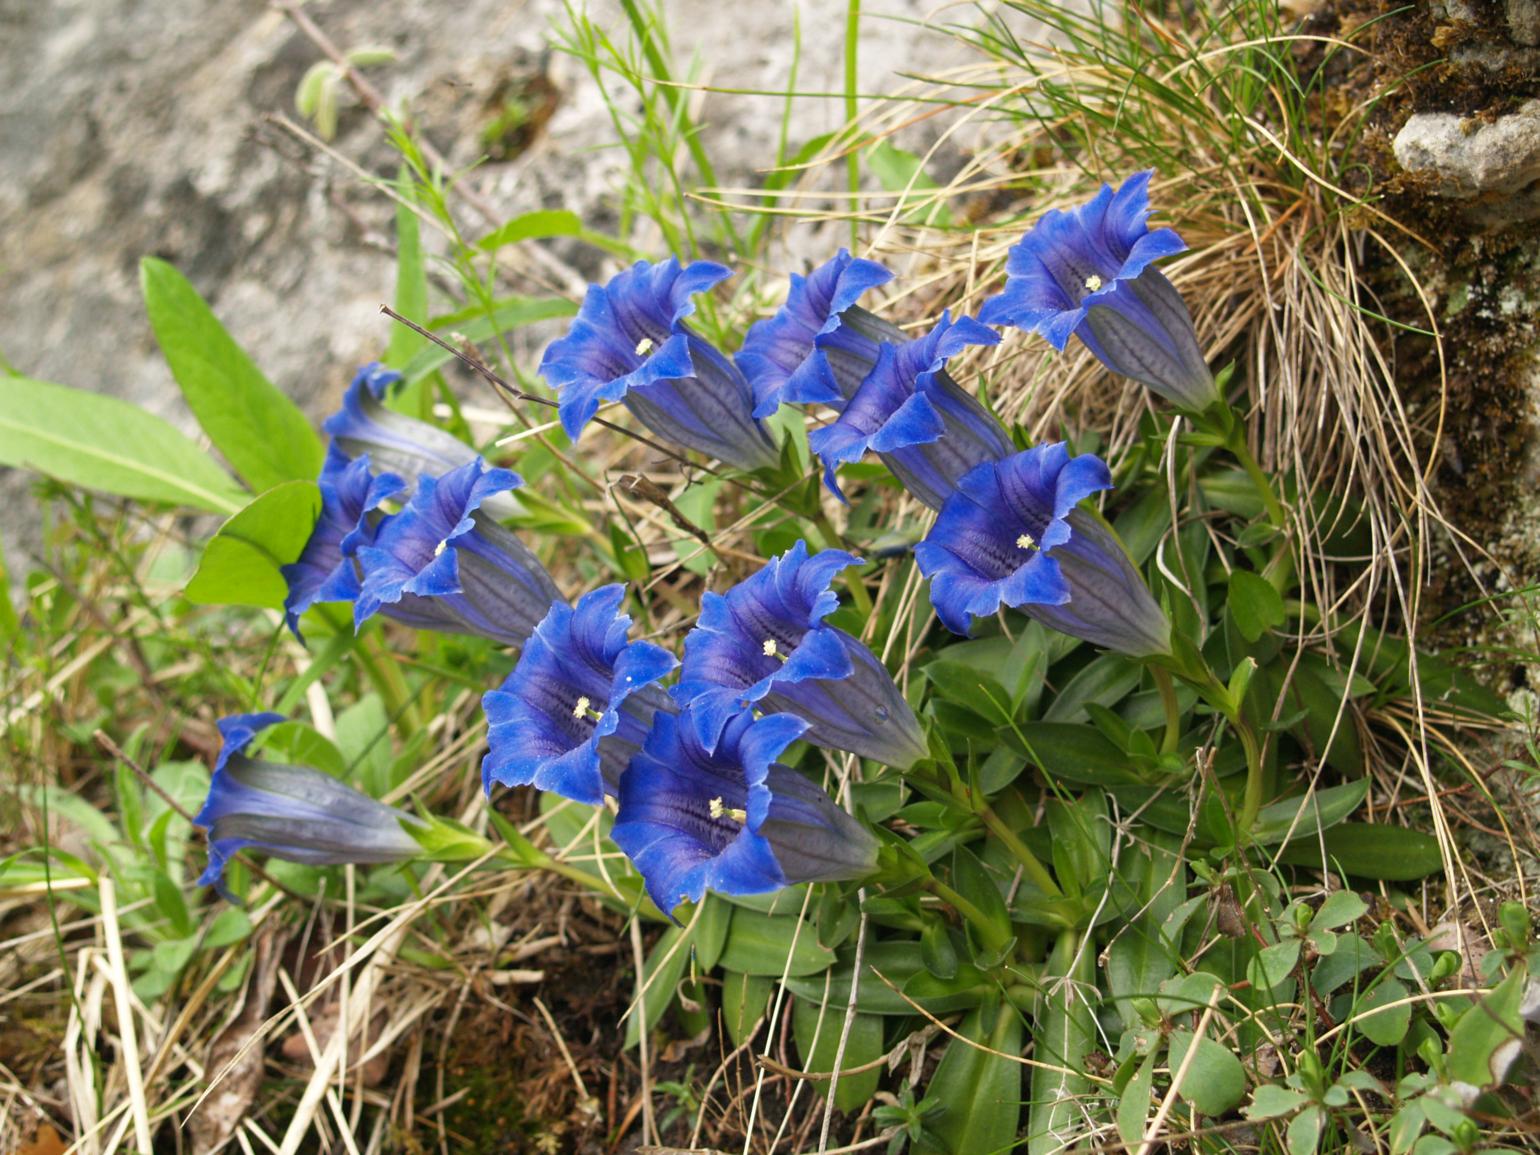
93, 729, 196, 825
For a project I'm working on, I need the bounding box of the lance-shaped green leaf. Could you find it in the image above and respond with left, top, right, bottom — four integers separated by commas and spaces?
932, 1000, 1024, 1155
0, 376, 245, 512
141, 258, 322, 491
1029, 932, 1097, 1154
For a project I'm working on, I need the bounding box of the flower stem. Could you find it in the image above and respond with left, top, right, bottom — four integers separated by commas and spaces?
923, 876, 1013, 957
1153, 666, 1181, 755
354, 634, 424, 739
1225, 422, 1288, 529
977, 805, 1062, 899
811, 511, 873, 619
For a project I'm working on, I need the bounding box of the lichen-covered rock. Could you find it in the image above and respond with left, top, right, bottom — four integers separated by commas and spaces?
1509, 0, 1540, 45
1393, 99, 1540, 218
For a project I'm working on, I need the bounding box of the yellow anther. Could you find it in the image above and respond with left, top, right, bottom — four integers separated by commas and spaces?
1016, 532, 1035, 550
1084, 274, 1104, 292
709, 797, 748, 823
762, 639, 778, 657
434, 539, 449, 556
635, 336, 654, 357
572, 695, 592, 719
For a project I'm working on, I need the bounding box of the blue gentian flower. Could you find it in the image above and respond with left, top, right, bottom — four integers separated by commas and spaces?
538, 258, 779, 471
611, 707, 878, 915
482, 584, 677, 805
194, 713, 424, 890
674, 541, 926, 769
735, 249, 899, 417
354, 457, 563, 647
280, 444, 406, 642
977, 171, 1217, 411
322, 363, 493, 487
807, 311, 1010, 510
915, 444, 1172, 656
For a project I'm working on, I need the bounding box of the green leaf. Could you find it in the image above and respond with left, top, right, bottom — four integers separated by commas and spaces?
1446, 966, 1527, 1087
792, 1000, 883, 1113
953, 846, 1013, 954
721, 970, 773, 1048
625, 924, 691, 1049
1010, 722, 1143, 786
184, 480, 320, 607
1245, 1083, 1309, 1120
385, 168, 430, 386
931, 1002, 1023, 1155
475, 209, 583, 253
0, 537, 21, 643
867, 142, 953, 227
1028, 934, 1096, 1154
1286, 1104, 1326, 1155
1117, 1050, 1158, 1148
1043, 654, 1143, 723
1252, 780, 1369, 847
0, 376, 245, 512
1228, 570, 1286, 643
784, 940, 990, 1016
1045, 790, 1111, 896
693, 894, 731, 972
1275, 823, 1444, 880
1106, 834, 1184, 1017
925, 659, 1017, 727
141, 258, 322, 491
717, 908, 836, 977
1355, 977, 1412, 1046
1313, 890, 1369, 932
1168, 1029, 1247, 1115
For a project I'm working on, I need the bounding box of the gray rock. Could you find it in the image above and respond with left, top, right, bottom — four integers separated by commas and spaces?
1510, 0, 1540, 45
1393, 100, 1540, 210
0, 0, 978, 564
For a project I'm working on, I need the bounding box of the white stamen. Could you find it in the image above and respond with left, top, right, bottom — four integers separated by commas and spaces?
762, 638, 778, 658
635, 336, 654, 357
1016, 532, 1036, 550
1084, 273, 1104, 292
434, 539, 449, 556
572, 695, 592, 719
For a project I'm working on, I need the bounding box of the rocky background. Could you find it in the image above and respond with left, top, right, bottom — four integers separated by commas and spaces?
0, 0, 966, 561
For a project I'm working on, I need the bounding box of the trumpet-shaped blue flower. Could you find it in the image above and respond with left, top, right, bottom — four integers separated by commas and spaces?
538, 258, 779, 471
322, 363, 493, 487
675, 541, 926, 769
808, 312, 1010, 510
195, 712, 423, 889
354, 458, 563, 647
281, 444, 406, 642
612, 707, 878, 915
915, 444, 1171, 656
482, 584, 677, 805
977, 171, 1217, 411
735, 249, 899, 416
